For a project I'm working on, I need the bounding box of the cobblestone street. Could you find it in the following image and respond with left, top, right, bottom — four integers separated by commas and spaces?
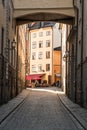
0, 88, 84, 130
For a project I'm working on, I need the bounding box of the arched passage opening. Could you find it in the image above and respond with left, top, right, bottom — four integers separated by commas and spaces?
14, 12, 75, 93
0, 0, 77, 105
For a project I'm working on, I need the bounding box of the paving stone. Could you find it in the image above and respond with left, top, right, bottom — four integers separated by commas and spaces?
0, 89, 29, 124
0, 87, 86, 130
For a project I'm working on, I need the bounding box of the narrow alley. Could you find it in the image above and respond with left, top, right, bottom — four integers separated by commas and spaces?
0, 88, 84, 130
1, 0, 87, 129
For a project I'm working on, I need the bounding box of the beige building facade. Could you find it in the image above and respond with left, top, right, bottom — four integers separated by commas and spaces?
29, 25, 53, 85
26, 22, 62, 86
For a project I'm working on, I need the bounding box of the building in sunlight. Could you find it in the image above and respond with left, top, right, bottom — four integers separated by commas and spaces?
61, 24, 67, 93
52, 23, 61, 86
17, 25, 26, 93
26, 22, 61, 87
52, 47, 61, 86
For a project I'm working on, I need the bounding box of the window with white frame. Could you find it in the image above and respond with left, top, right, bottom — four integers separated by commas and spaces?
46, 51, 50, 59
38, 52, 43, 59
32, 65, 36, 72
46, 64, 50, 71
32, 52, 36, 60
32, 33, 37, 38
39, 32, 43, 37
32, 41, 37, 49
46, 31, 50, 36
38, 64, 42, 72
46, 40, 50, 47
39, 41, 43, 48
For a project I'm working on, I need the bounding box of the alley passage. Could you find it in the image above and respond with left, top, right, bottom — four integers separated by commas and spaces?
0, 88, 84, 130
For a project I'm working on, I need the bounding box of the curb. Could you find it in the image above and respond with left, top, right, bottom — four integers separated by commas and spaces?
57, 94, 87, 130
0, 90, 29, 125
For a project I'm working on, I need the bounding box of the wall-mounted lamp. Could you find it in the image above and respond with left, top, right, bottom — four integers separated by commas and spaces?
63, 54, 67, 61
63, 51, 69, 61
63, 51, 75, 62
11, 39, 16, 49
7, 39, 16, 50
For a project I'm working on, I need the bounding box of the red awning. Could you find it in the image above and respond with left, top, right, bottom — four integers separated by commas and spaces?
26, 74, 43, 80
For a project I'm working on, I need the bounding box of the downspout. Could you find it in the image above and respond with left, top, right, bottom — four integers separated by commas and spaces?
16, 26, 19, 95
51, 26, 54, 85
81, 0, 84, 107
60, 29, 62, 91
66, 24, 69, 96
73, 0, 78, 103
75, 9, 78, 103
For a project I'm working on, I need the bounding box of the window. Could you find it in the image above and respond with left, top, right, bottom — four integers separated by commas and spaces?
39, 41, 43, 48
32, 41, 36, 49
46, 40, 50, 47
32, 33, 36, 38
46, 51, 50, 59
46, 31, 50, 36
32, 65, 36, 72
46, 64, 50, 71
8, 7, 11, 22
7, 39, 10, 62
32, 52, 36, 60
38, 52, 43, 59
1, 27, 4, 55
38, 64, 42, 72
39, 32, 43, 37
12, 49, 15, 67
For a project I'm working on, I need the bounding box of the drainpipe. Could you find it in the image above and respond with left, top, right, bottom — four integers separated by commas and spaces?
16, 26, 19, 95
51, 26, 53, 85
73, 0, 83, 106
60, 29, 62, 90
75, 9, 78, 103
81, 0, 84, 107
73, 0, 79, 103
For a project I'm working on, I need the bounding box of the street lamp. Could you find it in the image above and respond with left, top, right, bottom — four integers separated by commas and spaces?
5, 39, 16, 51
11, 39, 16, 49
63, 51, 69, 62
63, 51, 75, 62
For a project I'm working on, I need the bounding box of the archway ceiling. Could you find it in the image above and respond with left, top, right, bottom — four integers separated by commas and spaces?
16, 13, 74, 25
13, 0, 75, 25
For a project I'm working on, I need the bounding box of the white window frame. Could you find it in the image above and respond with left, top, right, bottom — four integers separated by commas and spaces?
32, 52, 36, 60
39, 32, 43, 37
32, 41, 37, 49
46, 31, 50, 36
39, 41, 43, 48
32, 65, 36, 72
32, 33, 37, 38
46, 40, 50, 47
38, 52, 43, 59
38, 64, 42, 72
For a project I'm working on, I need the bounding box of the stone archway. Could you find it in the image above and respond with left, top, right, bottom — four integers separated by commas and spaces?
13, 0, 75, 24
